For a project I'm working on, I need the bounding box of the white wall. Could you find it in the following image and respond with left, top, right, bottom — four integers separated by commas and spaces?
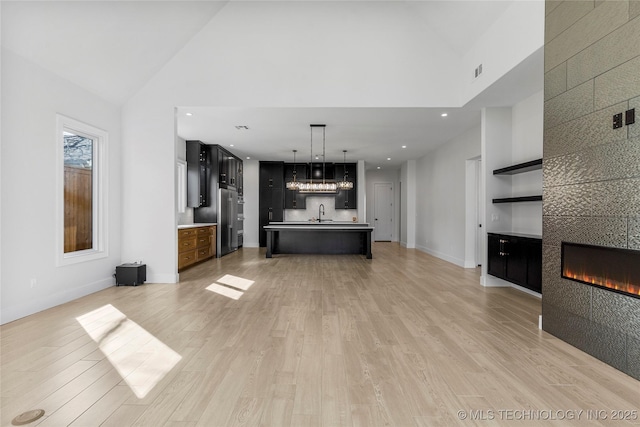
511, 90, 543, 235
415, 125, 481, 267
400, 160, 416, 248
461, 1, 544, 104
1, 49, 122, 323
366, 168, 400, 242
242, 160, 259, 248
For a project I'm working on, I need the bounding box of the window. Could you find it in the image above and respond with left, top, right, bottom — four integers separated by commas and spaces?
56, 115, 108, 265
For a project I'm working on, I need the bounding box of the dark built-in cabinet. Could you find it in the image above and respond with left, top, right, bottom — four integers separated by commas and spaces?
334, 163, 357, 209
487, 232, 542, 293
186, 141, 211, 208
259, 161, 359, 246
219, 150, 242, 192
187, 141, 243, 222
284, 163, 307, 209
259, 162, 285, 247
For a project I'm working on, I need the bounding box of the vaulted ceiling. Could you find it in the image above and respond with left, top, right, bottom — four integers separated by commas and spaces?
1, 1, 543, 167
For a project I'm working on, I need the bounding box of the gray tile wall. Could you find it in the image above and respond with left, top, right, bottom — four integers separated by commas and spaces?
543, 0, 640, 380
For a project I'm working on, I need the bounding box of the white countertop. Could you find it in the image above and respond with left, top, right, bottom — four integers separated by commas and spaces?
264, 223, 373, 231
269, 221, 370, 226
178, 223, 216, 229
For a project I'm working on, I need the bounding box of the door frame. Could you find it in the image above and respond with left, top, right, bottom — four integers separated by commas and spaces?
464, 156, 482, 268
373, 182, 394, 241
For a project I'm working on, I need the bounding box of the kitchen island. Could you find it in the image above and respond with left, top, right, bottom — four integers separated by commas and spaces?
264, 222, 374, 259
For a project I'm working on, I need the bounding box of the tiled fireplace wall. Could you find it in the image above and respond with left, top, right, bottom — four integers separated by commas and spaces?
542, 0, 640, 380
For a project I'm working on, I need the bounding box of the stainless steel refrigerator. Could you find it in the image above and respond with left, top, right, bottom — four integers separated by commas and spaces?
218, 188, 238, 256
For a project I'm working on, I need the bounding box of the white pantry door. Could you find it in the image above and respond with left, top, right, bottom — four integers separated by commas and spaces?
374, 182, 393, 241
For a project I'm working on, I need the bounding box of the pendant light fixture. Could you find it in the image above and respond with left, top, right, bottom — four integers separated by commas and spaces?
336, 150, 354, 190
285, 150, 300, 190
297, 124, 337, 193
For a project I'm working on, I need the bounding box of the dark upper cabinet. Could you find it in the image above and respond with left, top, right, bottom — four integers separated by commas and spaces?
236, 161, 243, 196
308, 162, 334, 180
284, 163, 307, 209
260, 161, 285, 189
187, 143, 242, 224
186, 141, 210, 208
259, 162, 285, 246
487, 233, 542, 293
334, 163, 357, 209
218, 148, 239, 190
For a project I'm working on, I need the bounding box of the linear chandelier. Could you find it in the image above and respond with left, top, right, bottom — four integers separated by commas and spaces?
286, 124, 339, 194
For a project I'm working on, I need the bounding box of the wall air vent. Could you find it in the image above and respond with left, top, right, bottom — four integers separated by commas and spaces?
474, 63, 483, 78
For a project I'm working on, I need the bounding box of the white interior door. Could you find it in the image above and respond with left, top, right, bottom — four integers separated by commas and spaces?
475, 159, 483, 266
374, 183, 393, 241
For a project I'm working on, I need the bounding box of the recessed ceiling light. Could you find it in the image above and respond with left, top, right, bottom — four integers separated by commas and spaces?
387, 157, 391, 161
235, 125, 249, 130
377, 166, 381, 170
230, 144, 234, 147
185, 112, 193, 116
246, 157, 251, 160
441, 113, 448, 117
401, 145, 407, 149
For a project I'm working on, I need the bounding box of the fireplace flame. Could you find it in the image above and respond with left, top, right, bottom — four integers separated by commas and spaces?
563, 268, 640, 296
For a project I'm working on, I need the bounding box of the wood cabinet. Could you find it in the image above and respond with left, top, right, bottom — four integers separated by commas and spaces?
259, 162, 284, 247
487, 232, 541, 293
334, 163, 357, 209
178, 225, 216, 271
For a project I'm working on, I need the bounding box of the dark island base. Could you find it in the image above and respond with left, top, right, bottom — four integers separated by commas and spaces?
266, 228, 372, 259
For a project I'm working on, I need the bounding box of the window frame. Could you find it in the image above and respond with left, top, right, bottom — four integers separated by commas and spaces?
56, 114, 109, 266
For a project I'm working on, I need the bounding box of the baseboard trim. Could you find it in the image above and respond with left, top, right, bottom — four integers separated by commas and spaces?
481, 274, 511, 287
147, 273, 178, 284
416, 245, 465, 268
1, 277, 113, 325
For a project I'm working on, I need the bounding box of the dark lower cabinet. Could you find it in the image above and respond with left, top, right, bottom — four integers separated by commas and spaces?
487, 233, 542, 293
259, 162, 285, 247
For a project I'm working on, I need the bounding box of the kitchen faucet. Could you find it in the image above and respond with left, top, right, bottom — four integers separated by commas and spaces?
318, 204, 325, 223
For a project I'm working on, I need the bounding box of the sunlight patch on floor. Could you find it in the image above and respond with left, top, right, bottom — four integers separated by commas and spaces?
217, 274, 255, 291
205, 274, 255, 299
76, 304, 181, 398
205, 283, 244, 300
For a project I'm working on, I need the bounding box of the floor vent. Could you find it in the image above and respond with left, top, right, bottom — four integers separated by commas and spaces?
12, 409, 45, 425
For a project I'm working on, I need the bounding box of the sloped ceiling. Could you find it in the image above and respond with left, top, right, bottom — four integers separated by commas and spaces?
2, 1, 542, 166
1, 1, 228, 105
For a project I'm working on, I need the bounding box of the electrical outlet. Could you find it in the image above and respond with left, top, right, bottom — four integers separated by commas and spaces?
626, 108, 635, 125
491, 214, 499, 222
613, 112, 623, 129
30, 278, 37, 288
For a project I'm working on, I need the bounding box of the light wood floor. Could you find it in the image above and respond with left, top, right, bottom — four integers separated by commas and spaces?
1, 244, 638, 426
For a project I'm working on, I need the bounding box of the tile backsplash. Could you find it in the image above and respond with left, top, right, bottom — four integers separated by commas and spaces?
284, 196, 358, 222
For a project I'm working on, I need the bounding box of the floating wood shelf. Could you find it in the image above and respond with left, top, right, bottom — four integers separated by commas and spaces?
492, 195, 543, 204
493, 158, 542, 175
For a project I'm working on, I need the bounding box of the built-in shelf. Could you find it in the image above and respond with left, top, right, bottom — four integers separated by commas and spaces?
493, 158, 542, 175
492, 195, 543, 204
492, 158, 543, 204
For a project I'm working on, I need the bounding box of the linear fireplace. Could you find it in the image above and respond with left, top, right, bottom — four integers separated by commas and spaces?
561, 242, 640, 299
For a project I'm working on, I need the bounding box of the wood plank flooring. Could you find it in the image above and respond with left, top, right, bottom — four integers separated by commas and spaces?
1, 243, 639, 426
